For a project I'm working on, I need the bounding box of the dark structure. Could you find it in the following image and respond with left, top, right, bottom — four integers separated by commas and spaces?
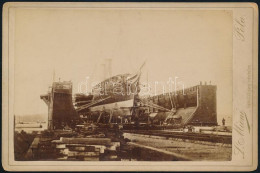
41, 81, 78, 130
189, 84, 217, 126
140, 83, 217, 126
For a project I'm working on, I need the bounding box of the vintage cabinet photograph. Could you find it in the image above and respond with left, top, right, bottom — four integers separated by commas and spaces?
2, 2, 258, 171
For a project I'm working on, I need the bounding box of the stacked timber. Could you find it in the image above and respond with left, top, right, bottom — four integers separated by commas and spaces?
51, 137, 120, 161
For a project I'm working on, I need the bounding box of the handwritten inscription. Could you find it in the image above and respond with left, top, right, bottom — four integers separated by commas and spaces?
234, 17, 245, 41
234, 111, 250, 159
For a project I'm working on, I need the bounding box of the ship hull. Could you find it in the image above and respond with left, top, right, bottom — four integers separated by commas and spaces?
90, 99, 134, 116
89, 72, 140, 115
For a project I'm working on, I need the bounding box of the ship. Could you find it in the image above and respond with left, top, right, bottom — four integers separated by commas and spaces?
91, 72, 141, 111
74, 63, 144, 124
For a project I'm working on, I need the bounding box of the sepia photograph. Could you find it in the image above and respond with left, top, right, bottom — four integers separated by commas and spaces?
2, 2, 258, 171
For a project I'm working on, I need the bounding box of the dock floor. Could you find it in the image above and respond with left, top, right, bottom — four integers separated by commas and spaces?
124, 132, 232, 161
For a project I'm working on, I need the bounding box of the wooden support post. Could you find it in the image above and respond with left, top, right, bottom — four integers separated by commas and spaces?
97, 112, 102, 123
109, 110, 113, 123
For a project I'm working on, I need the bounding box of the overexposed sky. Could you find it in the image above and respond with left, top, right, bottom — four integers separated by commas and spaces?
14, 8, 233, 124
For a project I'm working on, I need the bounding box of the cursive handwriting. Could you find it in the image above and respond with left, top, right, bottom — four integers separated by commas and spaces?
234, 17, 245, 41
233, 111, 250, 159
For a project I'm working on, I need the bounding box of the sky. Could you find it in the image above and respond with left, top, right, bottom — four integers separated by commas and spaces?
14, 8, 233, 125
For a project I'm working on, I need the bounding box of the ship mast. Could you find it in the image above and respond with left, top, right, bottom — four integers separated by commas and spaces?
101, 59, 112, 81
101, 63, 106, 80
53, 69, 56, 82
105, 58, 112, 78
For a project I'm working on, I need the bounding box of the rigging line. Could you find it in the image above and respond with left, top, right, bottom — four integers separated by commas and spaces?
140, 101, 171, 112
76, 96, 110, 111
141, 103, 170, 112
